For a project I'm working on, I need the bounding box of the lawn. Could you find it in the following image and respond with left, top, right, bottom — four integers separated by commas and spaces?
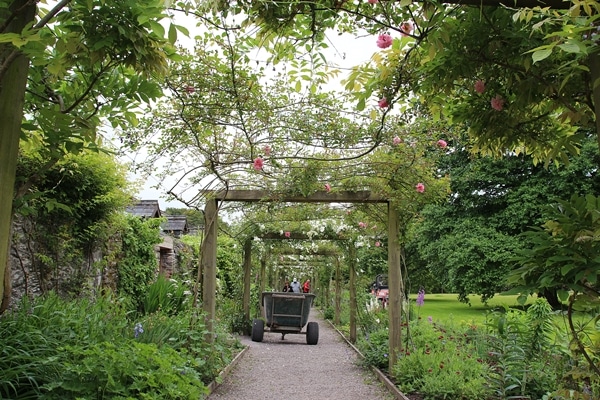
407, 293, 535, 325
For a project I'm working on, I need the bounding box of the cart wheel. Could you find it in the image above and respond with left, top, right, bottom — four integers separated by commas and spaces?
306, 322, 319, 345
251, 319, 264, 342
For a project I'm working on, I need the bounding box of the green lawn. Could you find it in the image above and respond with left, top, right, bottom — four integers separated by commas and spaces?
408, 293, 535, 325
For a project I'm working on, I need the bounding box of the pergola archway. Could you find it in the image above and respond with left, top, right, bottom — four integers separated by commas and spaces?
247, 236, 345, 337
201, 189, 404, 369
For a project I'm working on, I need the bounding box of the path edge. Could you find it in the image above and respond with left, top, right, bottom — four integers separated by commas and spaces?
206, 344, 249, 395
325, 318, 410, 400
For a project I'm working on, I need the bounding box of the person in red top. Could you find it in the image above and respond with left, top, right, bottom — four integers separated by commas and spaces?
302, 279, 311, 293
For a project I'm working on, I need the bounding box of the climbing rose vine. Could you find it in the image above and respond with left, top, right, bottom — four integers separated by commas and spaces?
253, 157, 264, 170
376, 33, 393, 49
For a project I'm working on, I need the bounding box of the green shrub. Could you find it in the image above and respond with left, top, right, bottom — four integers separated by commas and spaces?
485, 305, 569, 399
0, 292, 241, 398
41, 341, 207, 399
392, 320, 493, 399
141, 275, 193, 316
357, 328, 390, 371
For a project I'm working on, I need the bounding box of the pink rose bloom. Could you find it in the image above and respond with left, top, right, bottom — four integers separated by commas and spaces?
263, 145, 271, 156
358, 221, 367, 229
474, 80, 485, 94
491, 95, 504, 111
253, 157, 264, 171
368, 0, 378, 3
325, 183, 331, 192
400, 21, 414, 36
393, 136, 401, 145
416, 183, 425, 193
375, 241, 381, 247
376, 33, 393, 49
436, 139, 447, 148
284, 231, 291, 238
378, 97, 389, 108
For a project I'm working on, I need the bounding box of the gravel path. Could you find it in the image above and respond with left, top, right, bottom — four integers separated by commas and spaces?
207, 311, 397, 400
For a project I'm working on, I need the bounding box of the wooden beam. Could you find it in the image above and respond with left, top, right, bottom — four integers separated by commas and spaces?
456, 0, 571, 9
257, 232, 348, 241
276, 248, 341, 256
206, 189, 387, 203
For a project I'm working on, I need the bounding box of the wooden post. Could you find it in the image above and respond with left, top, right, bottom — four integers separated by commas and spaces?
0, 0, 36, 313
334, 256, 341, 325
388, 202, 402, 371
349, 244, 357, 343
202, 199, 218, 342
243, 239, 252, 333
259, 255, 267, 294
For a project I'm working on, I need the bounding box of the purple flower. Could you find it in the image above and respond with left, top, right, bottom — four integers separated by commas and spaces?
416, 289, 425, 306
134, 322, 144, 338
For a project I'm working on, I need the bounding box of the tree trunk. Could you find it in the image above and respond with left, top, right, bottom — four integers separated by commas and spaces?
539, 288, 562, 310
0, 0, 36, 313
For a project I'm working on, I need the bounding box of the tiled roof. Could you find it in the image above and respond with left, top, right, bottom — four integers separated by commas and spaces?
162, 215, 188, 232
125, 200, 162, 218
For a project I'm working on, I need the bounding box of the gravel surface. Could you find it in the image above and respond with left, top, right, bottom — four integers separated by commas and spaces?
207, 311, 397, 400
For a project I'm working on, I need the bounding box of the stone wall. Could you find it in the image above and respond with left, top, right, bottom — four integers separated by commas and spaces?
8, 216, 188, 308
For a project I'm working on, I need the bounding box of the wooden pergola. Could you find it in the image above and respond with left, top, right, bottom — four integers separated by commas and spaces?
201, 189, 405, 369
251, 238, 345, 332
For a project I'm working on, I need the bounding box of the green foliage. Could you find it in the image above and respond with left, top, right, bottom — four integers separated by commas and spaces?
132, 310, 241, 385
485, 306, 568, 398
218, 295, 250, 335
115, 215, 162, 310
223, 1, 598, 164
354, 291, 391, 370
414, 135, 600, 303
18, 0, 174, 151
42, 341, 207, 400
416, 213, 521, 303
343, 293, 593, 398
15, 150, 131, 242
216, 235, 243, 298
12, 150, 132, 297
323, 306, 334, 320
358, 328, 389, 371
141, 275, 193, 316
0, 292, 242, 399
510, 194, 600, 304
391, 320, 493, 399
526, 298, 555, 356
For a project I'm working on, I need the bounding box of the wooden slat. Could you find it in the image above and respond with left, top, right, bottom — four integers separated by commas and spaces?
205, 190, 387, 203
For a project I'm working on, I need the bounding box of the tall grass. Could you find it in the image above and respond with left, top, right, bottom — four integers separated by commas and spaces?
0, 292, 241, 399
